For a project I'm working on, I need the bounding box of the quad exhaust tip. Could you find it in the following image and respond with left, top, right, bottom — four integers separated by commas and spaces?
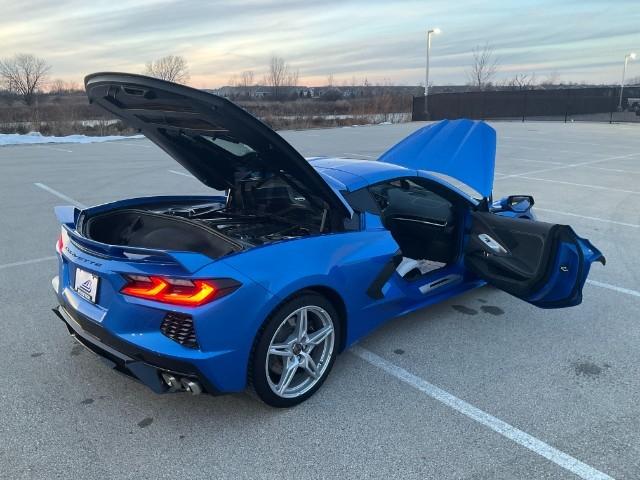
161, 373, 202, 395
181, 378, 202, 395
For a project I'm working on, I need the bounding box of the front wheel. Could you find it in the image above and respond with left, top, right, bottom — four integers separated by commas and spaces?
249, 293, 341, 407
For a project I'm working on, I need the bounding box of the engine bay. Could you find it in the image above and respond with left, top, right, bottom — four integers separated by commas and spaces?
166, 172, 332, 246
158, 200, 324, 246
81, 171, 336, 255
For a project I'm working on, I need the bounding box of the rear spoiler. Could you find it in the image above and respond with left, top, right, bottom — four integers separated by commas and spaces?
55, 205, 80, 225
55, 206, 215, 274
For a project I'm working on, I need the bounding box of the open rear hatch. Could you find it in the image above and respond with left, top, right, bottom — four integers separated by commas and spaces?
85, 72, 350, 218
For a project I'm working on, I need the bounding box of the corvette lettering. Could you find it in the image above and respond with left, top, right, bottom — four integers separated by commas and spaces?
64, 246, 102, 267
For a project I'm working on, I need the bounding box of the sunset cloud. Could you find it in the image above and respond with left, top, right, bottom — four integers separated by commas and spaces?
0, 0, 637, 87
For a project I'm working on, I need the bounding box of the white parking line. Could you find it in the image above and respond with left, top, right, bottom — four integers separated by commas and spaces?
36, 145, 73, 153
518, 176, 640, 195
168, 169, 195, 178
118, 143, 153, 148
496, 152, 640, 180
343, 152, 374, 158
33, 183, 87, 208
587, 280, 640, 298
351, 346, 614, 480
504, 137, 623, 148
583, 165, 640, 175
499, 143, 588, 156
505, 158, 564, 166
534, 207, 639, 228
0, 256, 57, 271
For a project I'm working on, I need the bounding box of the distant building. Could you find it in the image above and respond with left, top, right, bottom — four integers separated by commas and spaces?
208, 84, 424, 100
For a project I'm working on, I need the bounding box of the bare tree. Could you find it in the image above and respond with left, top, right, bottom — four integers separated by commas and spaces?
49, 79, 81, 94
50, 78, 66, 94
144, 55, 190, 84
267, 56, 299, 99
0, 54, 51, 105
287, 67, 299, 88
540, 70, 560, 88
66, 80, 80, 92
267, 56, 287, 99
239, 70, 255, 88
466, 43, 498, 91
505, 73, 536, 90
327, 73, 334, 87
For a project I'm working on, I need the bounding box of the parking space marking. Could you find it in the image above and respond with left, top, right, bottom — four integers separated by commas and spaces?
534, 207, 640, 228
168, 169, 196, 178
587, 280, 640, 299
518, 176, 640, 195
352, 346, 614, 480
343, 152, 374, 158
36, 145, 73, 153
499, 143, 594, 156
504, 137, 628, 148
506, 157, 565, 165
118, 142, 153, 148
0, 256, 56, 271
33, 182, 87, 208
583, 166, 640, 175
496, 152, 640, 181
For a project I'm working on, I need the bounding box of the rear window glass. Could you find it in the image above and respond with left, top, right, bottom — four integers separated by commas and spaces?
135, 114, 223, 131
201, 137, 255, 157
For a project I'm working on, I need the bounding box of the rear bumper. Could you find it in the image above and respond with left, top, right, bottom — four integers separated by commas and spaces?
53, 304, 221, 395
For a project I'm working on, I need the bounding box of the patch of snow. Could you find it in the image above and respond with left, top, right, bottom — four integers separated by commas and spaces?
0, 131, 144, 146
378, 121, 393, 125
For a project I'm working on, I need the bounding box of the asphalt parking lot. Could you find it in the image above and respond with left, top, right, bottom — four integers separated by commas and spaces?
1, 120, 639, 480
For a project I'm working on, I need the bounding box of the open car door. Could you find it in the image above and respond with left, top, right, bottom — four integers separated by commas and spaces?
465, 212, 605, 308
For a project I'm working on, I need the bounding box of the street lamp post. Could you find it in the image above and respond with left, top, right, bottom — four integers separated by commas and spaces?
425, 27, 441, 118
618, 52, 637, 110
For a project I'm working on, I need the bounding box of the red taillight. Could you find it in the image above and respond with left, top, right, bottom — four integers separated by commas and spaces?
55, 229, 66, 255
55, 234, 63, 254
120, 275, 238, 306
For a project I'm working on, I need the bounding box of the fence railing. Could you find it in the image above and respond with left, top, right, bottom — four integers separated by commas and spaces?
413, 87, 640, 123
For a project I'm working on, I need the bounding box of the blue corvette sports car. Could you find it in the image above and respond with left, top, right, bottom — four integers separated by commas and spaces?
52, 73, 605, 407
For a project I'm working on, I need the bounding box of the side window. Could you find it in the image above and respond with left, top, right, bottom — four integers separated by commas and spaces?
342, 179, 455, 229
341, 188, 381, 215
369, 178, 453, 222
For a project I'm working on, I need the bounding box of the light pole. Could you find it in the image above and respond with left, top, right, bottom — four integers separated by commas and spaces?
618, 52, 637, 110
425, 27, 441, 117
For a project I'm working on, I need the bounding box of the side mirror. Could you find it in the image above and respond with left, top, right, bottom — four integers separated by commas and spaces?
501, 195, 534, 213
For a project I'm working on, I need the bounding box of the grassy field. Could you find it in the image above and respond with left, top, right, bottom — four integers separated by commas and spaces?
0, 90, 413, 135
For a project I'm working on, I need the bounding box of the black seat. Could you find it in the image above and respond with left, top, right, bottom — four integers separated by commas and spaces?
381, 188, 456, 263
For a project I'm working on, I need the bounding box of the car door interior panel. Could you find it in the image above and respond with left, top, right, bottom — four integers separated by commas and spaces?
465, 211, 605, 308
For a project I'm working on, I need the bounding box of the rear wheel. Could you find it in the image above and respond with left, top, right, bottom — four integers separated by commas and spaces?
249, 293, 340, 407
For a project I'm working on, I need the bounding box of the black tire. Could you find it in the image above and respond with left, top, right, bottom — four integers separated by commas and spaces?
248, 293, 341, 408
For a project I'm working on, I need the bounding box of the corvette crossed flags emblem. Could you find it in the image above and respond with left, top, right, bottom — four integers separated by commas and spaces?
79, 279, 93, 294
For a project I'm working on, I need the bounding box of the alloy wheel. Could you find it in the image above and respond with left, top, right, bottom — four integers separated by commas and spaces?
265, 305, 335, 398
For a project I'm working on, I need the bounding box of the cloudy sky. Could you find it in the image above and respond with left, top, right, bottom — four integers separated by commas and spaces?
1, 0, 638, 88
